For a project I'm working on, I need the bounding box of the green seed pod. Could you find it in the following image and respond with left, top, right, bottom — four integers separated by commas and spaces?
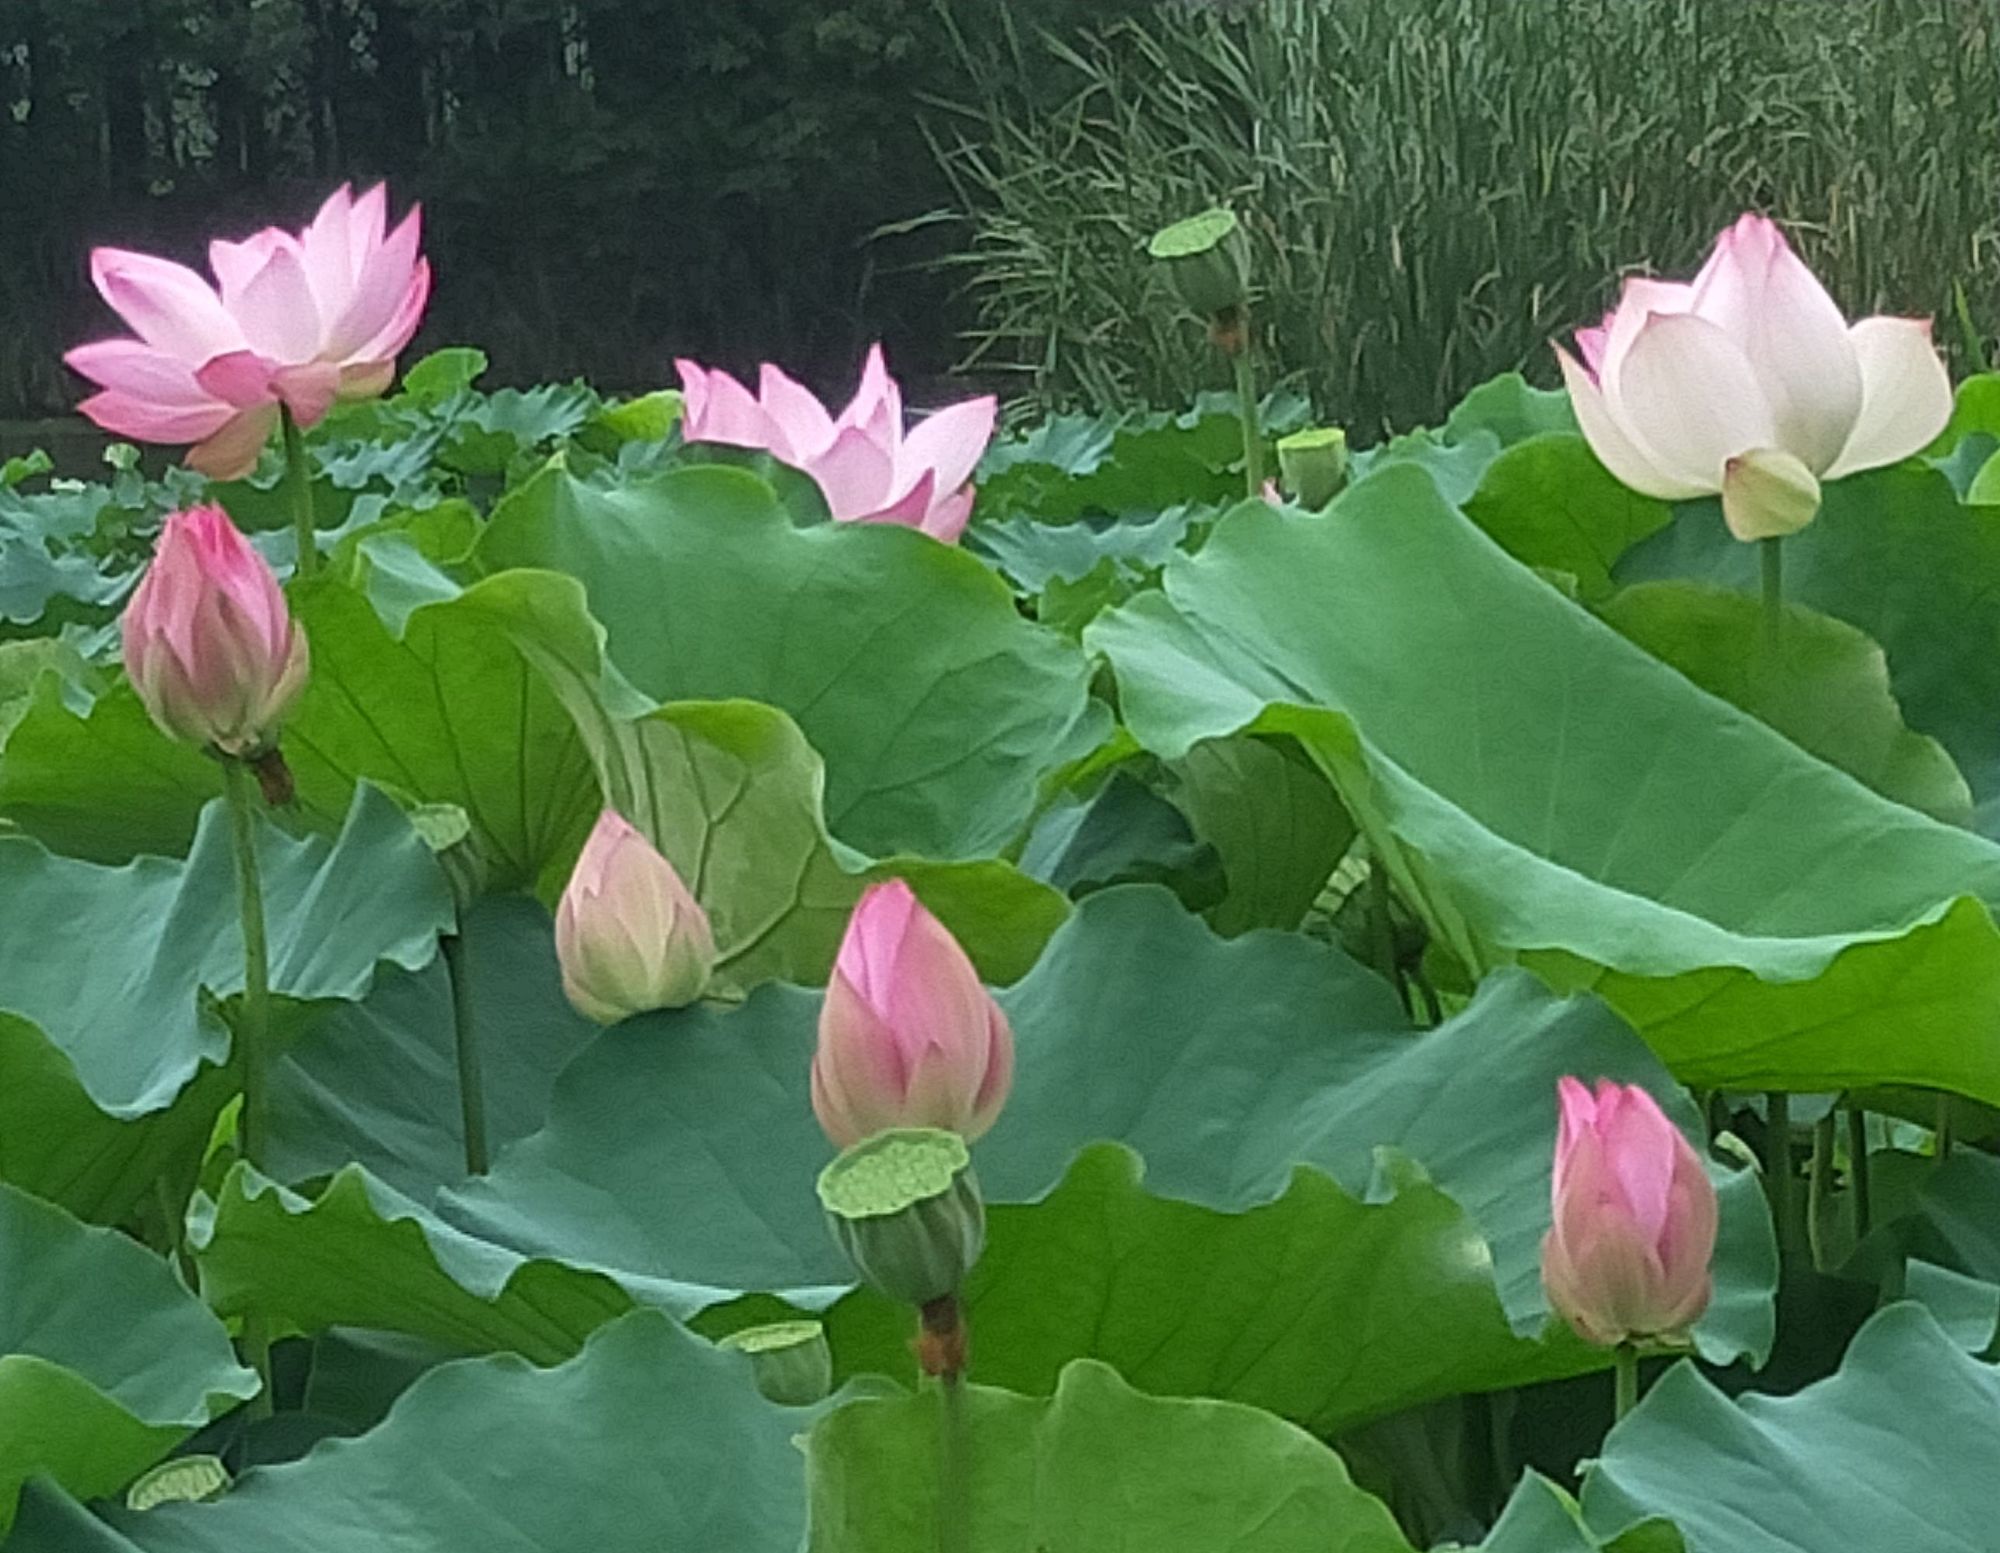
1147, 208, 1251, 320
1277, 427, 1350, 510
817, 1127, 987, 1308
716, 1320, 834, 1406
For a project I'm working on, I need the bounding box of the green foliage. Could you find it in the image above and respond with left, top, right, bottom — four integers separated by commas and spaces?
935, 0, 2000, 432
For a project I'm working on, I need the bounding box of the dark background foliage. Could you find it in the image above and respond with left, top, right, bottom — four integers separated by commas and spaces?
0, 0, 1143, 420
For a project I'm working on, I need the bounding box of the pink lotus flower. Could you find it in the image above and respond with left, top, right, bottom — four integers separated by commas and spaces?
555, 810, 718, 1024
67, 184, 431, 480
1557, 214, 1953, 541
121, 505, 309, 757
811, 880, 1013, 1147
1542, 1078, 1718, 1349
675, 346, 996, 543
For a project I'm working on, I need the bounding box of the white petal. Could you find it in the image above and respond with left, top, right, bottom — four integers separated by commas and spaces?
1611, 313, 1775, 492
1823, 316, 1956, 480
1555, 345, 1707, 501
1598, 277, 1697, 388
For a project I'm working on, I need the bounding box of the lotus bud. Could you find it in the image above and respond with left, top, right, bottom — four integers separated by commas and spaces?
554, 809, 717, 1023
1541, 1077, 1719, 1349
1277, 427, 1350, 509
818, 1127, 987, 1309
810, 880, 1013, 1149
120, 504, 309, 759
1721, 447, 1821, 543
1147, 208, 1251, 324
716, 1320, 834, 1406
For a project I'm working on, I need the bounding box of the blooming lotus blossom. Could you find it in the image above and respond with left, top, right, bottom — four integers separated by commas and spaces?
1557, 214, 1953, 541
1541, 1078, 1718, 1349
811, 880, 1013, 1147
555, 810, 717, 1024
676, 346, 996, 543
67, 184, 431, 480
121, 505, 309, 757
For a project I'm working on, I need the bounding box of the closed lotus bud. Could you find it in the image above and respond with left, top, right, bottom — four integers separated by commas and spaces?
1147, 208, 1250, 321
121, 504, 309, 758
716, 1320, 834, 1406
1541, 1077, 1719, 1348
554, 809, 717, 1023
810, 880, 1013, 1149
817, 1127, 987, 1308
1722, 447, 1821, 543
1277, 427, 1350, 509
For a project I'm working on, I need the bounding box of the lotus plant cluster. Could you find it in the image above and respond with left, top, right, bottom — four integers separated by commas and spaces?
3, 177, 1980, 1550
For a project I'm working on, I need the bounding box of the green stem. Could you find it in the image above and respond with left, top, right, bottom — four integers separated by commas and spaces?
1366, 849, 1399, 993
221, 758, 274, 1415
1766, 1090, 1795, 1253
1760, 536, 1783, 654
1231, 346, 1264, 499
1937, 1091, 1955, 1159
1847, 1103, 1872, 1239
939, 1369, 971, 1553
1612, 1343, 1639, 1423
281, 405, 317, 580
1807, 1113, 1834, 1267
442, 930, 489, 1176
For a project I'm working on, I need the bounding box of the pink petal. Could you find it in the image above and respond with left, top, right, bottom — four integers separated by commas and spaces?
758, 364, 837, 460
676, 360, 784, 454
1554, 344, 1705, 501
1689, 214, 1860, 473
1611, 312, 1775, 491
922, 485, 974, 544
808, 425, 898, 520
834, 344, 903, 443
837, 879, 920, 1011
273, 362, 342, 427
345, 185, 390, 279
232, 245, 323, 364
339, 360, 397, 401
66, 340, 217, 408
899, 395, 998, 499
851, 469, 939, 533
300, 184, 359, 306
210, 230, 293, 309
1596, 1082, 1677, 1241
187, 405, 280, 479
195, 350, 281, 410
1597, 276, 1698, 391
1824, 316, 1956, 480
354, 258, 431, 364
76, 388, 233, 446
89, 248, 242, 361
1574, 318, 1613, 381
326, 205, 424, 360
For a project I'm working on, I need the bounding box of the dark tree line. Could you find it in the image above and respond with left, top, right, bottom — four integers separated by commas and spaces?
0, 0, 1138, 417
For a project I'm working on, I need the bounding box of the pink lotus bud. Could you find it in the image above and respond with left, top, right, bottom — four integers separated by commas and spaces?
555, 810, 717, 1024
1541, 1077, 1719, 1348
675, 345, 995, 544
120, 505, 309, 757
67, 182, 431, 479
1555, 214, 1951, 531
811, 880, 1013, 1148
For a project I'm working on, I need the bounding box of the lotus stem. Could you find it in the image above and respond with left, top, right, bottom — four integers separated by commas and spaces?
1937, 1091, 1955, 1159
1230, 345, 1264, 499
1760, 537, 1783, 654
1765, 1090, 1795, 1253
922, 1296, 973, 1553
443, 929, 489, 1176
222, 757, 274, 1414
1847, 1103, 1872, 1239
281, 405, 318, 580
1807, 1113, 1834, 1267
1612, 1343, 1639, 1423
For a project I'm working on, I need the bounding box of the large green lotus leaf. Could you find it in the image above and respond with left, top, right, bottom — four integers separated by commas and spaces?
1351, 375, 1577, 506
0, 1182, 257, 1536
1462, 434, 1674, 601
447, 567, 1067, 987
1598, 582, 1971, 823
0, 553, 601, 889
805, 1358, 1415, 1553
1477, 1475, 1683, 1553
6, 1312, 813, 1553
1614, 465, 2000, 828
471, 464, 1099, 860
195, 1164, 632, 1366
1086, 469, 2000, 1103
1582, 1303, 1996, 1551
265, 893, 592, 1197
419, 889, 1767, 1429
0, 785, 453, 1222
1164, 734, 1355, 935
